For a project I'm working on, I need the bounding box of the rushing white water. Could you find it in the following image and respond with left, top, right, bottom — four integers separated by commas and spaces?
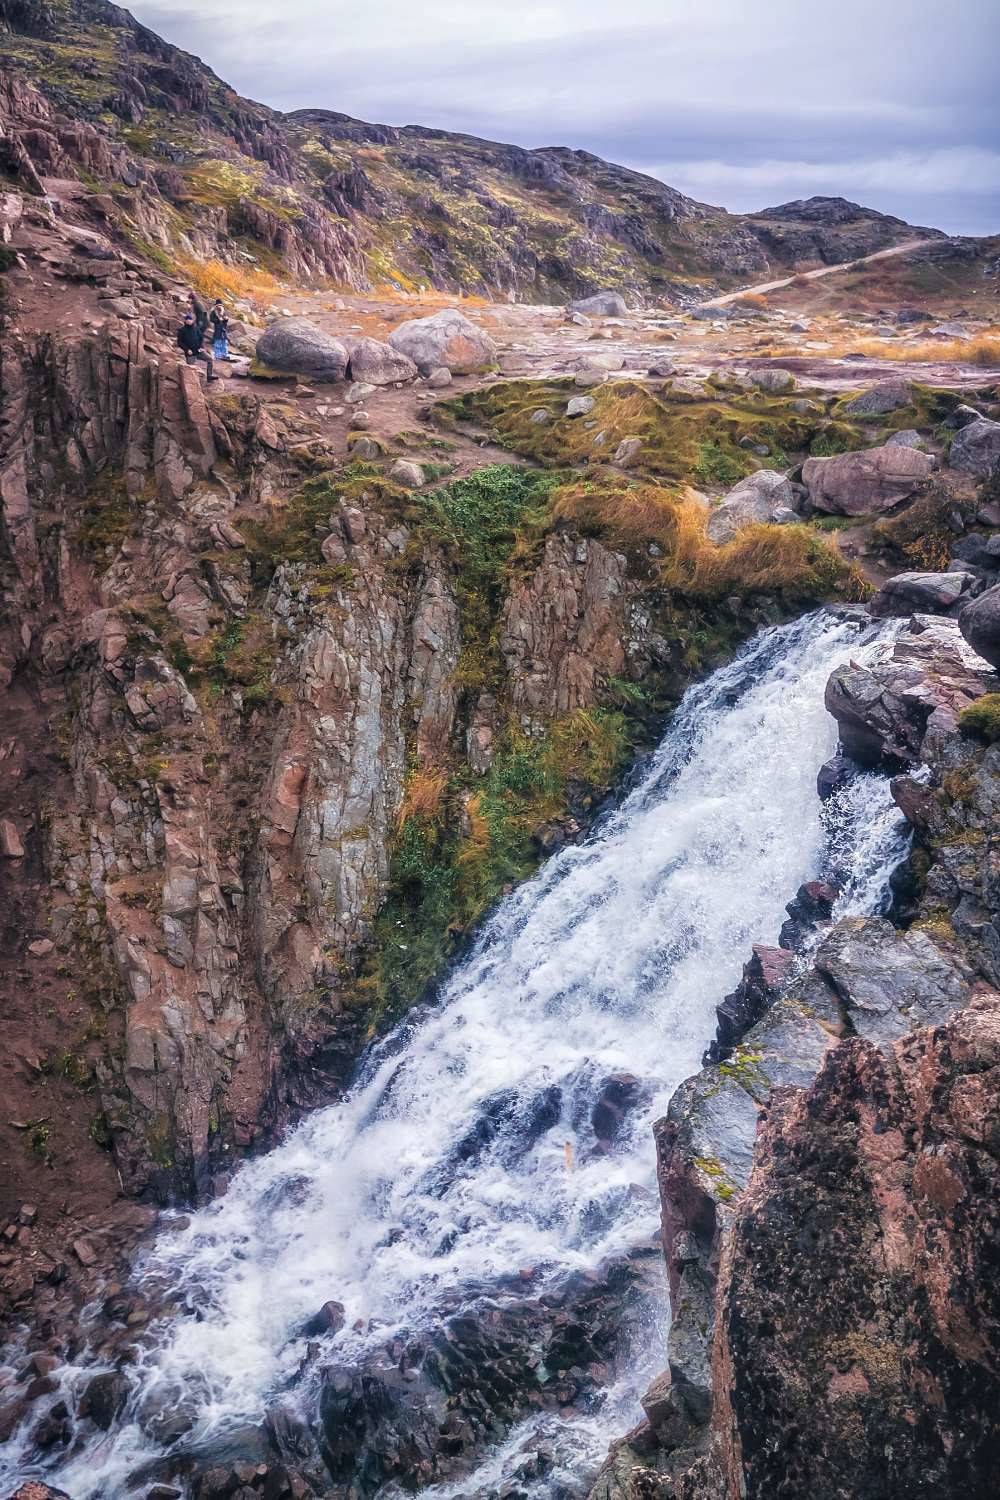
6, 609, 909, 1499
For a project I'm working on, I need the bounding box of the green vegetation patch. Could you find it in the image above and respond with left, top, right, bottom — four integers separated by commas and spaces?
959, 695, 1000, 744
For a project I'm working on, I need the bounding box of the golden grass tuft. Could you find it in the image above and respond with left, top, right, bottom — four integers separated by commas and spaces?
175, 256, 283, 310
549, 480, 867, 602
735, 292, 769, 309
398, 767, 449, 827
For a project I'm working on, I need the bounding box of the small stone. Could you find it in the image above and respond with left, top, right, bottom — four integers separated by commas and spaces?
574, 368, 607, 388
350, 435, 382, 461
28, 940, 54, 958
425, 367, 452, 388
346, 381, 377, 405
349, 411, 372, 430
614, 437, 643, 467
388, 459, 425, 488
0, 819, 24, 858
566, 396, 595, 418
72, 1238, 97, 1267
530, 408, 552, 425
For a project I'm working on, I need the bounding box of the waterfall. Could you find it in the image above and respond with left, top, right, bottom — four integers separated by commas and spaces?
2, 608, 908, 1499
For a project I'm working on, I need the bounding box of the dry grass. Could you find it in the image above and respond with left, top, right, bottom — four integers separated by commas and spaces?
398, 767, 449, 827
734, 292, 769, 310
549, 481, 867, 602
175, 256, 283, 310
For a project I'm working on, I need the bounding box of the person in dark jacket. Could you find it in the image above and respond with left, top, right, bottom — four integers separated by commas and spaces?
209, 300, 230, 361
177, 311, 216, 379
187, 291, 208, 333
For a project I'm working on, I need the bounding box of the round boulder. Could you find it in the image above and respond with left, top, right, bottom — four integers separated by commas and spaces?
706, 469, 797, 543
841, 379, 913, 416
959, 583, 1000, 668
255, 318, 348, 381
387, 309, 496, 375
570, 291, 628, 317
346, 336, 417, 386
751, 367, 796, 394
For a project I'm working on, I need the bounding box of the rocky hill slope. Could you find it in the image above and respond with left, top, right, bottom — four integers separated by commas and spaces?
0, 0, 941, 301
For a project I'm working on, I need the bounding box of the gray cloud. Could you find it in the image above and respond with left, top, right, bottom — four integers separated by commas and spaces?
131, 0, 1000, 234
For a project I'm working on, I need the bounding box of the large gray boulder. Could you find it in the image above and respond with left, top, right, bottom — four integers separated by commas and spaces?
841, 379, 912, 416
570, 291, 628, 317
387, 309, 496, 374
802, 443, 935, 516
869, 570, 977, 618
959, 583, 1000, 668
346, 336, 417, 386
255, 317, 348, 381
750, 367, 795, 394
948, 418, 1000, 480
706, 469, 797, 544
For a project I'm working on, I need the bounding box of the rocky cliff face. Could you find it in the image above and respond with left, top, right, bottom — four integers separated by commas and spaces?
0, 1, 939, 302
591, 608, 1000, 1499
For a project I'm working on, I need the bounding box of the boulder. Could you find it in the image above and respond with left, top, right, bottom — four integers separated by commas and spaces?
870, 570, 978, 618
566, 396, 595, 418
841, 379, 912, 416
750, 367, 795, 393
948, 418, 1000, 480
706, 469, 797, 543
959, 583, 1000, 668
570, 291, 628, 317
802, 443, 935, 516
255, 318, 348, 381
885, 428, 924, 449
613, 437, 643, 467
388, 459, 425, 488
346, 381, 376, 404
425, 367, 452, 388
346, 336, 417, 386
387, 310, 496, 374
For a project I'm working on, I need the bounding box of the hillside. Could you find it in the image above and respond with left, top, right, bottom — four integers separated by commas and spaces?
0, 0, 942, 301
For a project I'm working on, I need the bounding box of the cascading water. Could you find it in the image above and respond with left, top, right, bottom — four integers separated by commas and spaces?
3, 608, 910, 1499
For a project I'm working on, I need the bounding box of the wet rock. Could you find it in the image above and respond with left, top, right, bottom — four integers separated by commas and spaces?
302, 1299, 346, 1337
869, 569, 977, 617
779, 879, 838, 951
841, 378, 912, 415
802, 443, 936, 516
959, 582, 1000, 667
255, 319, 348, 381
708, 943, 795, 1061
949, 418, 1000, 480
814, 916, 970, 1047
387, 309, 496, 374
816, 752, 853, 801
9, 1486, 73, 1499
346, 336, 417, 386
592, 1074, 646, 1144
78, 1368, 129, 1429
706, 469, 796, 544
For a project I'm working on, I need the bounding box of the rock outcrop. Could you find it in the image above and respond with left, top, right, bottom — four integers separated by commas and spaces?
802, 443, 936, 515
591, 610, 1000, 1500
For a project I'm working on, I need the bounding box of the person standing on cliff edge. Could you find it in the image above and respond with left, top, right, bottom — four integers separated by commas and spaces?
177, 309, 217, 381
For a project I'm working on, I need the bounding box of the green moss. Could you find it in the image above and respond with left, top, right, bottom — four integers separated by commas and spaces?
959, 694, 1000, 743
693, 1154, 737, 1202
365, 706, 633, 1022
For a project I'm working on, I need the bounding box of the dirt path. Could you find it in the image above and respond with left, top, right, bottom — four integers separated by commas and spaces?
698, 238, 940, 309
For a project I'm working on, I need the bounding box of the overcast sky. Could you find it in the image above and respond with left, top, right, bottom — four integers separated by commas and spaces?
132, 0, 999, 235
